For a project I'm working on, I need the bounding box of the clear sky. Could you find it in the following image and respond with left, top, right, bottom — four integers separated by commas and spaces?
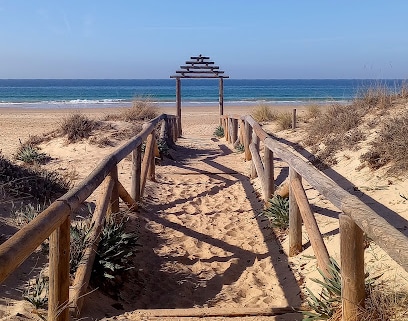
1, 1, 407, 79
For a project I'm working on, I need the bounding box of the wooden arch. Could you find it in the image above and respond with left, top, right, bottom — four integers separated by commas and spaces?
170, 54, 229, 136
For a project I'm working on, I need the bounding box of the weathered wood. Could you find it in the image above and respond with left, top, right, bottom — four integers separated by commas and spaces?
290, 176, 330, 275
48, 216, 70, 321
244, 120, 252, 161
140, 132, 155, 196
176, 70, 225, 74
180, 65, 220, 70
185, 60, 214, 65
107, 165, 119, 216
176, 78, 182, 136
239, 119, 245, 149
148, 134, 157, 181
230, 118, 238, 144
131, 144, 142, 202
289, 168, 302, 256
171, 75, 229, 79
264, 146, 274, 201
250, 131, 260, 178
292, 108, 297, 129
249, 142, 264, 191
341, 196, 408, 272
225, 117, 230, 142
125, 307, 299, 318
276, 179, 289, 198
70, 175, 115, 316
0, 201, 70, 283
117, 181, 138, 211
340, 214, 365, 321
219, 77, 224, 121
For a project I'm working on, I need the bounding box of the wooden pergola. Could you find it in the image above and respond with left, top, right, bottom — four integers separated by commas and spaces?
170, 54, 229, 136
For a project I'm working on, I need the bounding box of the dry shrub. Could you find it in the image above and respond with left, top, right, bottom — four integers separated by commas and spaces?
360, 111, 408, 174
60, 113, 100, 143
305, 104, 322, 120
121, 99, 158, 122
276, 111, 293, 130
354, 84, 394, 110
251, 104, 276, 122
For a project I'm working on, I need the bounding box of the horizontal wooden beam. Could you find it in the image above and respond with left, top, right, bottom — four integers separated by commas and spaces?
170, 75, 229, 79
185, 60, 215, 65
180, 65, 220, 70
176, 70, 225, 74
125, 307, 299, 318
190, 55, 210, 60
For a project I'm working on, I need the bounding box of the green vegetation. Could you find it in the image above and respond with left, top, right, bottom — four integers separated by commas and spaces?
234, 143, 245, 153
23, 273, 49, 310
15, 143, 50, 165
261, 195, 289, 229
213, 125, 225, 138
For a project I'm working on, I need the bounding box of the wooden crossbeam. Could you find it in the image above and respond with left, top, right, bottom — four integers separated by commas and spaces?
180, 65, 220, 70
170, 75, 229, 79
190, 55, 210, 60
176, 70, 225, 74
185, 60, 215, 65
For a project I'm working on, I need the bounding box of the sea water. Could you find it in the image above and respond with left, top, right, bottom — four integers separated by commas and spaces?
0, 79, 405, 109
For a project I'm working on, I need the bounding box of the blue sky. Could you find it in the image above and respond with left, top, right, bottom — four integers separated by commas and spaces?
1, 1, 407, 79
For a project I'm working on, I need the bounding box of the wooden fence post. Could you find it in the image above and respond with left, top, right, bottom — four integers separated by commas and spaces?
140, 132, 155, 196
264, 146, 274, 202
225, 117, 230, 142
231, 118, 238, 145
289, 168, 302, 256
340, 214, 365, 321
107, 165, 119, 215
239, 119, 245, 148
131, 144, 142, 203
148, 134, 156, 181
49, 216, 70, 321
250, 131, 260, 178
292, 108, 297, 130
244, 120, 252, 161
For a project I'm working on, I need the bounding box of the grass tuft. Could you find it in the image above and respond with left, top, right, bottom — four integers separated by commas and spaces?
213, 125, 224, 138
251, 104, 276, 122
23, 273, 49, 310
276, 112, 293, 130
15, 143, 50, 165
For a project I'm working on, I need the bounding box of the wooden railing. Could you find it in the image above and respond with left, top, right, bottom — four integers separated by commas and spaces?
221, 114, 408, 321
0, 114, 178, 321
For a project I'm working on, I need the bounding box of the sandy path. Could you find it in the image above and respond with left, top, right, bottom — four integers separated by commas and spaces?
88, 134, 302, 320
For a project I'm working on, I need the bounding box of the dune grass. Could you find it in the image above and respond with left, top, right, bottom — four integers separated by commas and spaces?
251, 104, 276, 122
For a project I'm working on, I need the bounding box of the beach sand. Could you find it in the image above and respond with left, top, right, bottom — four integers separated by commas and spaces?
1, 104, 408, 320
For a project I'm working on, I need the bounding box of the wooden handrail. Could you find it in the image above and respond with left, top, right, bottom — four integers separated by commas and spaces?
221, 113, 408, 320
0, 113, 177, 320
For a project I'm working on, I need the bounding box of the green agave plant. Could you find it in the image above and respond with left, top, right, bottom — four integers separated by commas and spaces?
262, 195, 289, 229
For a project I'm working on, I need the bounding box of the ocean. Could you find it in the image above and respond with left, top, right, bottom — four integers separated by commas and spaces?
0, 79, 405, 109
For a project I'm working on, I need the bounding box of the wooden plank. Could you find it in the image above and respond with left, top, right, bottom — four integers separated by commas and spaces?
340, 214, 365, 321
148, 134, 156, 181
289, 168, 302, 256
170, 75, 229, 79
125, 307, 298, 318
48, 216, 70, 321
180, 65, 220, 70
290, 175, 330, 275
176, 70, 224, 74
190, 55, 210, 60
185, 60, 214, 65
231, 118, 238, 144
70, 175, 115, 316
